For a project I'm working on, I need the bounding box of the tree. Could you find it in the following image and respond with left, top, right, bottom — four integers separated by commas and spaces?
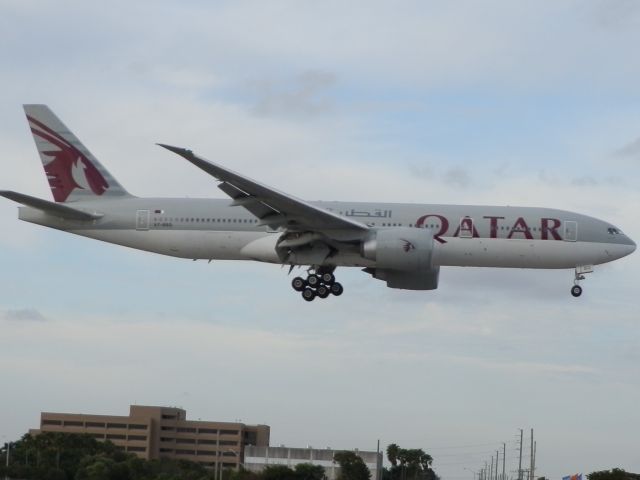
385, 445, 436, 480
75, 457, 117, 480
334, 451, 371, 480
386, 445, 400, 468
295, 463, 326, 480
228, 467, 261, 480
588, 470, 640, 480
262, 465, 299, 480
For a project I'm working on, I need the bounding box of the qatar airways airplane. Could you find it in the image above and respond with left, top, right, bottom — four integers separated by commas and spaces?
1, 105, 635, 301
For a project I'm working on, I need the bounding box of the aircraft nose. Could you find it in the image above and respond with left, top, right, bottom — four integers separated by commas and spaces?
623, 236, 636, 256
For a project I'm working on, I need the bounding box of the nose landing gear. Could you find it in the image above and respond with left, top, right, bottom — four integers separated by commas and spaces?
571, 265, 593, 297
291, 267, 343, 301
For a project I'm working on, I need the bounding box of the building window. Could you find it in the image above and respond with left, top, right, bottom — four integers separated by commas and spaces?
177, 427, 197, 433
160, 437, 175, 442
42, 420, 62, 426
161, 426, 175, 431
197, 450, 216, 456
128, 446, 146, 453
198, 440, 216, 445
107, 423, 127, 429
176, 449, 196, 455
106, 434, 126, 440
128, 435, 147, 441
86, 422, 105, 428
160, 448, 174, 453
64, 421, 83, 427
219, 430, 238, 435
219, 440, 238, 446
199, 428, 217, 434
176, 438, 196, 444
129, 424, 147, 430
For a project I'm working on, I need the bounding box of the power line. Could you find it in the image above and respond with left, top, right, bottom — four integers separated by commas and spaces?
424, 442, 510, 450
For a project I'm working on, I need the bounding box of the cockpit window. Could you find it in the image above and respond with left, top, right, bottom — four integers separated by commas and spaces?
607, 227, 622, 235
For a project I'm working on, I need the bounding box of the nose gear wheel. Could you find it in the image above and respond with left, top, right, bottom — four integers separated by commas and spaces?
570, 265, 592, 297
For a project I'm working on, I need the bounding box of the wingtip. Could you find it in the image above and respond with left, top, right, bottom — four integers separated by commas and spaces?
157, 143, 194, 157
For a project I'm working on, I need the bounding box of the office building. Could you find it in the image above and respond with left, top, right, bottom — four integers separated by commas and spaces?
30, 405, 269, 468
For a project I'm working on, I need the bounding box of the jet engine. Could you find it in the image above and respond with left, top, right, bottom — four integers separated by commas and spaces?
361, 227, 440, 290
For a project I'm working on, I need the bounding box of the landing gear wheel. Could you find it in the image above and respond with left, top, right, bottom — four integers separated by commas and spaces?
320, 272, 335, 284
330, 282, 344, 296
292, 277, 306, 292
302, 288, 316, 302
571, 285, 583, 297
307, 275, 320, 287
316, 285, 330, 299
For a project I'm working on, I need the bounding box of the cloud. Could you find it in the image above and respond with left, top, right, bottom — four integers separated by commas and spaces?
251, 70, 337, 118
592, 0, 640, 29
442, 167, 471, 188
0, 308, 46, 322
613, 136, 640, 159
407, 164, 433, 180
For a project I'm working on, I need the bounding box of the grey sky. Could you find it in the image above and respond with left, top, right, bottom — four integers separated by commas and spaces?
0, 1, 639, 479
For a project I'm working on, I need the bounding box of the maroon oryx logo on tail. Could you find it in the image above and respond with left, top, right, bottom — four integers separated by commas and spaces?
27, 115, 108, 202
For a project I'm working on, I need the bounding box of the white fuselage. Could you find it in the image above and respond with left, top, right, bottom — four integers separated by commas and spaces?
18, 198, 636, 270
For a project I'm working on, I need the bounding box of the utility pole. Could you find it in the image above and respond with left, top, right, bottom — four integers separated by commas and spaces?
518, 429, 523, 480
529, 430, 534, 480
377, 440, 381, 480
496, 451, 500, 480
490, 455, 494, 480
532, 441, 537, 480
502, 443, 506, 480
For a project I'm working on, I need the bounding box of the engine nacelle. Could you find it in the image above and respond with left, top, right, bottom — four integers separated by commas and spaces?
361, 228, 439, 290
370, 266, 440, 290
361, 227, 434, 271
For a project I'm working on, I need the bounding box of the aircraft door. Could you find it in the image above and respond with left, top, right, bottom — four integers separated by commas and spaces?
136, 210, 150, 231
459, 216, 474, 238
564, 220, 578, 242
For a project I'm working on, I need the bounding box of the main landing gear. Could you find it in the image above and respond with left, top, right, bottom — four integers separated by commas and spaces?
571, 265, 593, 298
291, 268, 343, 302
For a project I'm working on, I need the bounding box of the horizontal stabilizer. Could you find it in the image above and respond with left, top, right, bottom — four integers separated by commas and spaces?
0, 190, 102, 221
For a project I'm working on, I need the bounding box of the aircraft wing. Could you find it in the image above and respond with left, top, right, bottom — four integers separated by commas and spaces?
158, 144, 369, 235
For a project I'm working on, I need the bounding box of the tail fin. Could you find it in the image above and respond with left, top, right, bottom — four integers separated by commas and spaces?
24, 105, 131, 203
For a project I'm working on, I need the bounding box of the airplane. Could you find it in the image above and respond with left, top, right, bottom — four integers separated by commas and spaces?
1, 105, 636, 301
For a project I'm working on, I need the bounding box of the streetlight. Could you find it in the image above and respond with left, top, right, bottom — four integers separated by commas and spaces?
2, 438, 12, 480
226, 448, 243, 469
217, 448, 243, 480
